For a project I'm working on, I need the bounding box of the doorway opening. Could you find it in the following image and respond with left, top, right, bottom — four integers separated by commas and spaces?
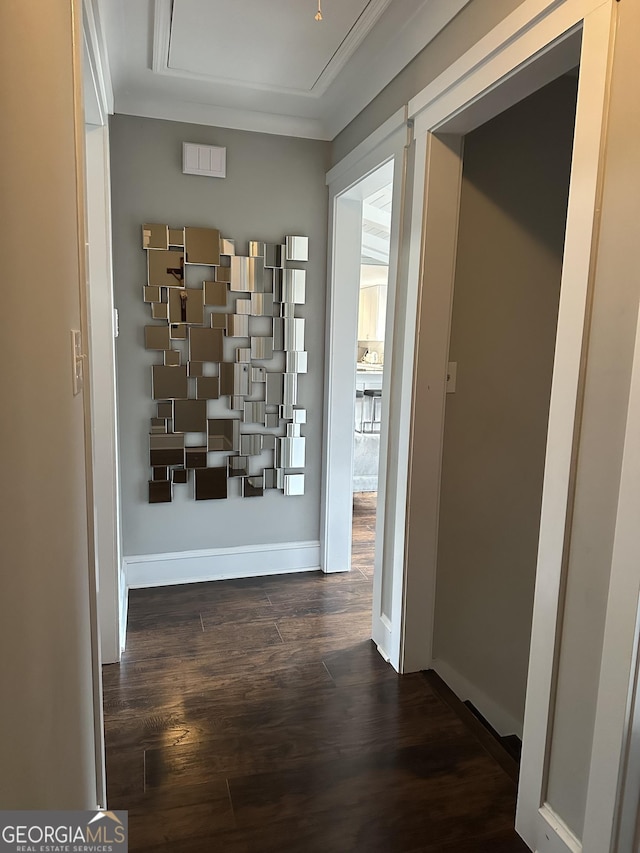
353, 177, 393, 586
400, 6, 615, 845
324, 154, 403, 661
431, 71, 579, 757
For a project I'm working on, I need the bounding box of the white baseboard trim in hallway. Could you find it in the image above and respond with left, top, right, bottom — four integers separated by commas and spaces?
432, 657, 523, 739
124, 540, 321, 589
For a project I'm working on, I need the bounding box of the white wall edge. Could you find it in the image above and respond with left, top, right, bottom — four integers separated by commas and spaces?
125, 540, 321, 588
432, 657, 523, 738
114, 95, 330, 141
119, 577, 128, 653
83, 0, 114, 117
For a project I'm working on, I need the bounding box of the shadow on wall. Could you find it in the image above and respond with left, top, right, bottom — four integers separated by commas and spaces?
465, 75, 578, 256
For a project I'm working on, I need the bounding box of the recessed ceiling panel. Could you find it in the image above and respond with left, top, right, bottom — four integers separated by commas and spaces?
167, 0, 371, 92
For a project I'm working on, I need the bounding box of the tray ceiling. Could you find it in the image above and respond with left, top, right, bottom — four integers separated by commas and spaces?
96, 0, 472, 140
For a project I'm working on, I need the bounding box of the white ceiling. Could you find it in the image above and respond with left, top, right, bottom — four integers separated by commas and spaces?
97, 0, 471, 140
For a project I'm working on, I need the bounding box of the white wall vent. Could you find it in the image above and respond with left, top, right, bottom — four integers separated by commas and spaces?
182, 143, 226, 178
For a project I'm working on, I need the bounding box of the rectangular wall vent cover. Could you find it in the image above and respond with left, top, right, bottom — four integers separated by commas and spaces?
183, 143, 226, 178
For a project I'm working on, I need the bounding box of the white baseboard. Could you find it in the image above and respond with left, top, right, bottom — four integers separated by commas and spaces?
119, 572, 128, 654
124, 540, 321, 589
531, 804, 581, 853
432, 657, 523, 738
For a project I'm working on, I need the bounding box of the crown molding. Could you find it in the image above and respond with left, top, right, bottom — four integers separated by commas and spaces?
115, 92, 331, 140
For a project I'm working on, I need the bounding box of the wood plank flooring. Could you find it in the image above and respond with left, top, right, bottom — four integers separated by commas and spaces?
103, 492, 529, 852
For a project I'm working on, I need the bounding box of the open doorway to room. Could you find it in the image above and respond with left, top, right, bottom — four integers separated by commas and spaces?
430, 70, 579, 761
353, 180, 392, 587
323, 153, 403, 663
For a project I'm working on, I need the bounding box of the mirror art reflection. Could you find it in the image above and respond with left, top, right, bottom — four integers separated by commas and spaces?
142, 224, 309, 502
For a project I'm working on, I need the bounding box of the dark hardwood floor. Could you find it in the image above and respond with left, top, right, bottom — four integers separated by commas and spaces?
103, 492, 529, 852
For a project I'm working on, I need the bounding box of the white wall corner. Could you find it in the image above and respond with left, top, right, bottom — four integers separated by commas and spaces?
124, 541, 321, 589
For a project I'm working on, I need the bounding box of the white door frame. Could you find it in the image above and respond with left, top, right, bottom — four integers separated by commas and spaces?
582, 301, 640, 853
321, 109, 408, 666
399, 0, 616, 851
82, 0, 124, 663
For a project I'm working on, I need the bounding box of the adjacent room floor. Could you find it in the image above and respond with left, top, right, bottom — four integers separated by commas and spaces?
103, 493, 527, 852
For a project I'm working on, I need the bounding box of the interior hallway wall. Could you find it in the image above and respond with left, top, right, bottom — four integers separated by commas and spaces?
433, 76, 578, 736
110, 116, 330, 557
0, 0, 99, 808
331, 0, 527, 164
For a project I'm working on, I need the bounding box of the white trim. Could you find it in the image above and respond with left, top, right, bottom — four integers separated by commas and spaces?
114, 93, 329, 141
536, 805, 582, 853
326, 107, 406, 187
400, 131, 464, 673
152, 0, 172, 75
119, 571, 128, 653
408, 0, 606, 127
322, 119, 407, 671
125, 540, 321, 589
85, 123, 123, 666
432, 658, 523, 739
518, 6, 615, 851
401, 1, 616, 851
82, 0, 114, 120
582, 300, 640, 851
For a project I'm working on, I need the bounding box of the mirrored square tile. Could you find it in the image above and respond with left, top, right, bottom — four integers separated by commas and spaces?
145, 325, 170, 351
204, 280, 228, 306
285, 236, 309, 262
168, 228, 184, 247
143, 223, 168, 250
243, 475, 264, 497
184, 226, 220, 265
169, 287, 204, 325
185, 446, 208, 469
251, 337, 273, 360
195, 467, 227, 500
189, 327, 224, 362
174, 399, 207, 433
148, 249, 184, 287
207, 419, 236, 451
152, 365, 188, 400
149, 479, 172, 503
284, 473, 305, 496
196, 376, 219, 399
151, 302, 169, 320
172, 467, 189, 484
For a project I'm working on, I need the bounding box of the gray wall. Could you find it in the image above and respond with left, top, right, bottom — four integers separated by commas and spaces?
110, 115, 330, 556
331, 0, 527, 164
433, 77, 578, 732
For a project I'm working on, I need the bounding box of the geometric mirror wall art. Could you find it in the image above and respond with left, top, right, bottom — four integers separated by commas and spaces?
142, 223, 309, 503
